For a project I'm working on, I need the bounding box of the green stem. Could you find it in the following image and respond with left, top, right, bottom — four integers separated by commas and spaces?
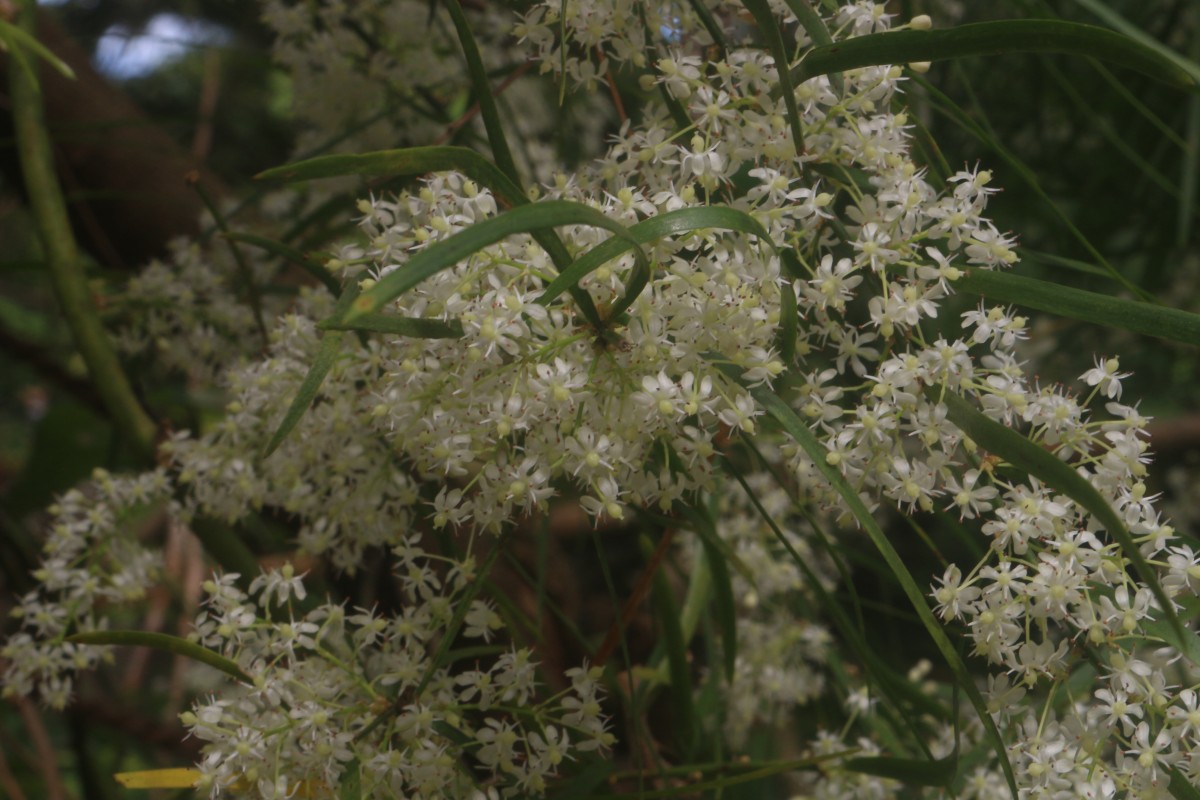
9, 4, 156, 459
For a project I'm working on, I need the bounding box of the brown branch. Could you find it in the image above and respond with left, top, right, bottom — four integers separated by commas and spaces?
0, 12, 231, 269
593, 527, 676, 667
14, 697, 66, 800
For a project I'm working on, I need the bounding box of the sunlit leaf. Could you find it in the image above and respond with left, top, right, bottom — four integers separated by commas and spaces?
114, 768, 201, 789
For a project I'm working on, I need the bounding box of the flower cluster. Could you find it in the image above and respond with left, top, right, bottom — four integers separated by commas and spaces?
2, 469, 170, 709
113, 236, 275, 384
185, 554, 610, 798
683, 472, 835, 746
164, 290, 425, 572
3, 0, 1197, 798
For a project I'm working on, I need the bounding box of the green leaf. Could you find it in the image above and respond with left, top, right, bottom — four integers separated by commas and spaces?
844, 754, 957, 788
646, 533, 696, 755
586, 754, 849, 800
261, 330, 344, 460
742, 0, 806, 157
443, 0, 521, 185
1169, 766, 1200, 800
1069, 0, 1200, 84
189, 517, 261, 585
255, 146, 526, 208
1140, 596, 1200, 667
548, 759, 615, 800
937, 389, 1197, 667
338, 759, 361, 800
0, 18, 76, 80
261, 283, 361, 459
256, 145, 606, 329
319, 313, 464, 339
712, 363, 1018, 798
66, 631, 250, 684
788, 20, 1196, 89
685, 506, 740, 683
537, 205, 774, 308
780, 0, 843, 95
224, 231, 342, 297
777, 275, 798, 363
912, 75, 1152, 302
346, 200, 647, 321
953, 268, 1200, 346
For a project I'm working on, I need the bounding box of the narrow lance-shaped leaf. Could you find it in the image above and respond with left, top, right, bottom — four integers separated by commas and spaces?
261, 282, 361, 459
953, 268, 1200, 346
844, 754, 958, 788
67, 630, 251, 684
225, 230, 342, 297
742, 0, 807, 157
537, 205, 775, 307
1069, 0, 1200, 84
256, 144, 605, 329
256, 146, 526, 208
347, 200, 648, 321
679, 503, 740, 683
443, 0, 522, 185
645, 532, 697, 754
1169, 766, 1200, 800
779, 0, 844, 95
937, 388, 1200, 666
319, 313, 464, 339
786, 20, 1196, 89
777, 275, 798, 363
0, 18, 77, 80
710, 360, 1019, 798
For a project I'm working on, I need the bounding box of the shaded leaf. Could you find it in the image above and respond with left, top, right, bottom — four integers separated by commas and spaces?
225, 231, 342, 296
711, 361, 1018, 798
319, 313, 464, 339
67, 630, 250, 684
347, 200, 646, 321
953, 268, 1200, 346
537, 205, 774, 308
0, 18, 76, 80
256, 146, 525, 207
261, 282, 362, 459
844, 754, 957, 788
742, 0, 806, 156
261, 329, 345, 460
937, 389, 1197, 666
443, 0, 521, 184
788, 20, 1195, 88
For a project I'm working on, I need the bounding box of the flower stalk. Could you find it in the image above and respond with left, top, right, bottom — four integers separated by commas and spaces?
8, 1, 157, 459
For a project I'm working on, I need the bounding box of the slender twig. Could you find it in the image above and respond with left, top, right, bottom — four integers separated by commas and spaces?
595, 45, 628, 124
434, 60, 535, 146
0, 730, 30, 800
593, 526, 675, 667
14, 697, 66, 800
9, 3, 156, 459
186, 172, 268, 344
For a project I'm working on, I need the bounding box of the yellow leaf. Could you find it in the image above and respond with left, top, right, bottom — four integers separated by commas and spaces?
114, 768, 201, 789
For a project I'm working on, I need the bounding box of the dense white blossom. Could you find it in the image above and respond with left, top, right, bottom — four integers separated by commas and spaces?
3, 0, 1198, 798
